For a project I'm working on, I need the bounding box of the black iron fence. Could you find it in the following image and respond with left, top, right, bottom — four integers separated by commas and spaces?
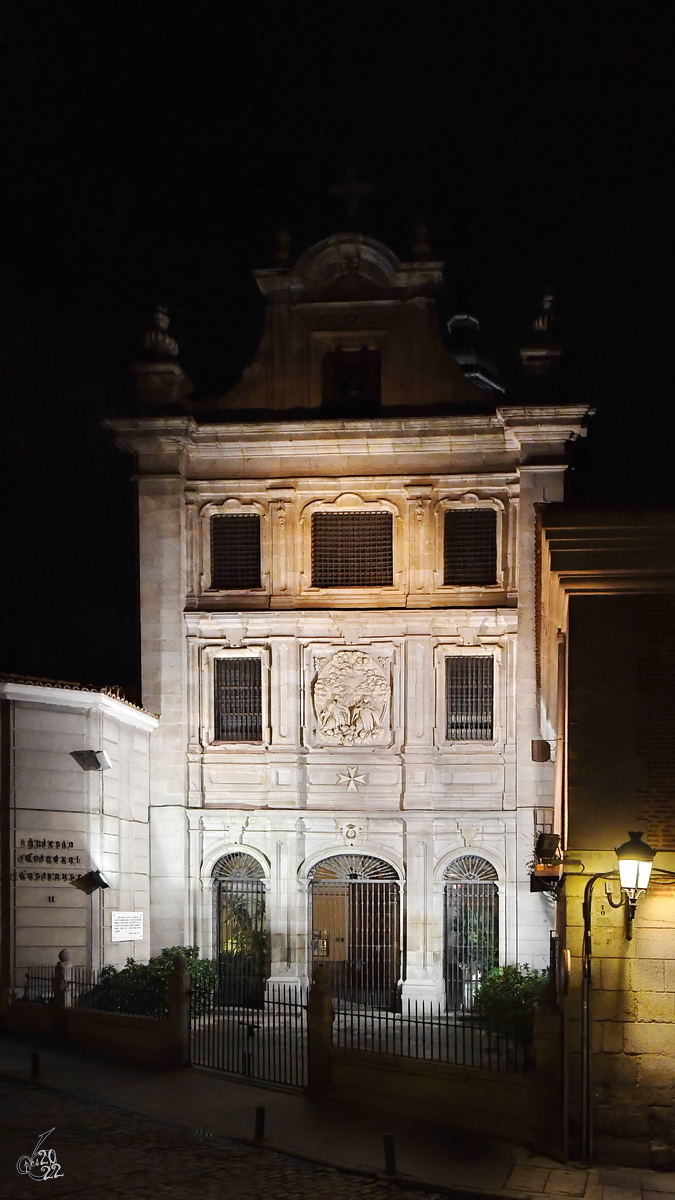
22, 962, 534, 1077
190, 971, 308, 1089
334, 999, 532, 1073
22, 964, 55, 1003
22, 964, 167, 1018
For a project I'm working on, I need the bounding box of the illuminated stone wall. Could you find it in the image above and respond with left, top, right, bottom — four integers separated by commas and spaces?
0, 680, 157, 987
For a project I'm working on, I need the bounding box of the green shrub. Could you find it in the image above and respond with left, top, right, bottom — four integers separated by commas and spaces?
76, 945, 217, 1017
474, 964, 548, 1041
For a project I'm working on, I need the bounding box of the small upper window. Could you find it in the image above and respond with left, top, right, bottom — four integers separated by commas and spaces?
210, 514, 261, 590
444, 509, 497, 586
322, 347, 381, 412
312, 511, 393, 588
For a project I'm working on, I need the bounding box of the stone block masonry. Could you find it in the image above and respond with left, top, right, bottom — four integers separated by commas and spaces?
563, 854, 675, 1167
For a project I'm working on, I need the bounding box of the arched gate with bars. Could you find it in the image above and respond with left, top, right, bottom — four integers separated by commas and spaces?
310, 854, 400, 1009
191, 851, 306, 1088
213, 852, 267, 1007
444, 854, 499, 1010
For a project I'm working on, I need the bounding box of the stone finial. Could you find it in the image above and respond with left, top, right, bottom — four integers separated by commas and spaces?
142, 306, 179, 361
532, 294, 555, 339
58, 948, 71, 964
130, 305, 194, 408
412, 221, 432, 261
275, 226, 292, 268
520, 293, 562, 378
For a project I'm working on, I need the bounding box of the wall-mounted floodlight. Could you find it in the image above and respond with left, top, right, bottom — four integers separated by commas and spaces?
530, 831, 562, 893
70, 869, 110, 895
71, 750, 112, 771
614, 830, 656, 934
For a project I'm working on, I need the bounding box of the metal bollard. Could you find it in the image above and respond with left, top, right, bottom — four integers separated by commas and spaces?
30, 1052, 40, 1081
254, 1106, 265, 1141
383, 1132, 397, 1176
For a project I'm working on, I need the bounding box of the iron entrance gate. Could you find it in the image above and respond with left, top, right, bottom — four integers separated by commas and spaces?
190, 852, 307, 1088
310, 854, 400, 1009
444, 855, 499, 1010
215, 853, 267, 1007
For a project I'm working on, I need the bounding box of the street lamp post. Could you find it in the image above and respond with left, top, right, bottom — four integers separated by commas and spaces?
613, 831, 657, 936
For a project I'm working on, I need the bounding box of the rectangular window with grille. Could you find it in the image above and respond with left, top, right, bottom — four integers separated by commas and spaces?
443, 508, 497, 586
312, 511, 393, 588
446, 656, 494, 740
210, 514, 261, 590
214, 658, 262, 742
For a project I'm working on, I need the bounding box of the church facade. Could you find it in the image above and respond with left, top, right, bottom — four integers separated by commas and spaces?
110, 234, 590, 1006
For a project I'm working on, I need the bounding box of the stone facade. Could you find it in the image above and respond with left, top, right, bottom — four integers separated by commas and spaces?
109, 234, 591, 1002
0, 679, 157, 987
538, 510, 675, 1164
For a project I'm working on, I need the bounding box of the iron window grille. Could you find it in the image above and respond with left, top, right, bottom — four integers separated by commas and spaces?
311, 511, 393, 588
210, 514, 261, 590
214, 657, 262, 742
446, 656, 494, 741
443, 508, 497, 586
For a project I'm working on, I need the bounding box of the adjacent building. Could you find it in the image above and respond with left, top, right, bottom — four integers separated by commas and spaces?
0, 675, 157, 990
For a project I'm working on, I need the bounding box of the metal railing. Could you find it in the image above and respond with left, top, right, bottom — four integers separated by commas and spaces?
22, 964, 167, 1018
190, 973, 308, 1088
22, 964, 55, 1003
333, 999, 532, 1073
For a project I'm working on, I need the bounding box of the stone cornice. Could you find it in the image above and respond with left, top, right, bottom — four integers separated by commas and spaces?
0, 681, 159, 730
106, 406, 592, 478
183, 607, 518, 638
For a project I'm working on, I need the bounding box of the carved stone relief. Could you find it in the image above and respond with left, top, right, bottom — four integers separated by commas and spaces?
312, 649, 390, 745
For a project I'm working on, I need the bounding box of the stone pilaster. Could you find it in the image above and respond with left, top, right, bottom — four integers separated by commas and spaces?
137, 475, 188, 952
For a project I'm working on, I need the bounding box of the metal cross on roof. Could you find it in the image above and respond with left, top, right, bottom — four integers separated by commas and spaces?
329, 165, 374, 222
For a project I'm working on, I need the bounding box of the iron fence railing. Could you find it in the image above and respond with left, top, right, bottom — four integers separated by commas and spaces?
190, 974, 308, 1088
22, 964, 55, 1003
333, 999, 532, 1073
22, 964, 167, 1018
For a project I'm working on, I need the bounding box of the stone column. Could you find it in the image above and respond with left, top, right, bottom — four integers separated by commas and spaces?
268, 487, 295, 608
405, 486, 433, 602
137, 476, 188, 953
401, 825, 443, 1008
515, 464, 563, 967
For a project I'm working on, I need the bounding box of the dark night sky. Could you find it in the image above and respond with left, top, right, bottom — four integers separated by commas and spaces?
1, 3, 673, 704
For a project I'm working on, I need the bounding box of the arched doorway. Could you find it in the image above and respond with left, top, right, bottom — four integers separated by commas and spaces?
213, 852, 267, 1006
444, 855, 498, 1010
309, 854, 400, 1009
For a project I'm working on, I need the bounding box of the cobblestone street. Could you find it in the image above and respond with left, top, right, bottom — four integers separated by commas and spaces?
0, 1078, 444, 1200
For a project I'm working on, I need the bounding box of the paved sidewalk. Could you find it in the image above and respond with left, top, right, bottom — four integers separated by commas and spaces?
1, 1031, 675, 1200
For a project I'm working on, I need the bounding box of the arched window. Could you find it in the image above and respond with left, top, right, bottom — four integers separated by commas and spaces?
444, 855, 499, 1010
213, 853, 266, 1005
309, 854, 400, 1009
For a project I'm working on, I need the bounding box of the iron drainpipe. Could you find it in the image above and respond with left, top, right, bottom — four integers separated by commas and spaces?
581, 872, 616, 1162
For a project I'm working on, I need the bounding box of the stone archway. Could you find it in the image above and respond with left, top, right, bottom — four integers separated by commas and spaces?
309, 854, 400, 1009
443, 854, 499, 1010
213, 852, 267, 1006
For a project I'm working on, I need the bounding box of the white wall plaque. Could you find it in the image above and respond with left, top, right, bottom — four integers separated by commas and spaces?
111, 912, 144, 942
